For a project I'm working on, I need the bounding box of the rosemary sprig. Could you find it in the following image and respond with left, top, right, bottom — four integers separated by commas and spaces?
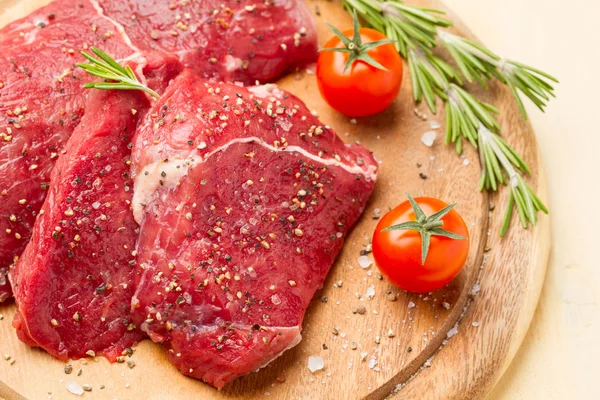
438, 31, 558, 118
344, 0, 554, 236
77, 47, 159, 99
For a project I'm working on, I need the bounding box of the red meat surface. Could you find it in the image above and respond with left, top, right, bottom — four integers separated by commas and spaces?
9, 53, 181, 361
0, 0, 317, 302
0, 0, 136, 302
130, 70, 378, 388
98, 0, 317, 84
10, 90, 146, 361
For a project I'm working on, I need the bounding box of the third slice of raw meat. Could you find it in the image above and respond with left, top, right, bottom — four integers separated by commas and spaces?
130, 70, 378, 388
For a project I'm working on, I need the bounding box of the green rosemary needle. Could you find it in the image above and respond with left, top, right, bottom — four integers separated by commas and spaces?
77, 47, 160, 99
343, 0, 554, 236
438, 31, 558, 118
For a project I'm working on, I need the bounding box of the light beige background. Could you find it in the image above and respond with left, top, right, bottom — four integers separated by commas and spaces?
0, 1, 596, 398
442, 0, 599, 398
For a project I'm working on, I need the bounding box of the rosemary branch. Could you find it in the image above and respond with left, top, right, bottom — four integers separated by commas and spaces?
77, 47, 160, 99
438, 31, 558, 118
344, 0, 555, 236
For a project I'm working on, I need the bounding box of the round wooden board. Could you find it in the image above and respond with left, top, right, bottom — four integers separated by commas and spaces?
0, 0, 550, 399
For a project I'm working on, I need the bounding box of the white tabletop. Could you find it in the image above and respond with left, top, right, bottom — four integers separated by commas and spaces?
443, 0, 600, 398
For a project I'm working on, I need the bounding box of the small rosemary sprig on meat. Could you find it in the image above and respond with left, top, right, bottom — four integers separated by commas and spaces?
77, 47, 159, 99
343, 0, 556, 236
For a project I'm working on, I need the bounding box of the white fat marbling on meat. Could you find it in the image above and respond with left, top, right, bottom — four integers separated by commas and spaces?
132, 159, 189, 223
120, 53, 152, 94
255, 331, 302, 371
205, 137, 378, 179
89, 0, 141, 53
3, 21, 33, 35
132, 137, 377, 224
248, 84, 282, 98
23, 24, 40, 44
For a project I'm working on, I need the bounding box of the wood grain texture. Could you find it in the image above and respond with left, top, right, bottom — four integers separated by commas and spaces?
0, 0, 549, 399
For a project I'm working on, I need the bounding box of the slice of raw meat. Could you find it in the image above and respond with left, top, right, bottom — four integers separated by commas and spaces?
0, 0, 318, 302
97, 0, 318, 84
0, 0, 136, 302
10, 90, 145, 361
130, 69, 378, 388
9, 53, 182, 361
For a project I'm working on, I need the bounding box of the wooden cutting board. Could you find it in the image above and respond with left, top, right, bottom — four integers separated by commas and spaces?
0, 0, 550, 399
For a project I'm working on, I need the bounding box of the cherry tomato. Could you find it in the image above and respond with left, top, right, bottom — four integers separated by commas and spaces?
317, 27, 403, 117
372, 196, 470, 293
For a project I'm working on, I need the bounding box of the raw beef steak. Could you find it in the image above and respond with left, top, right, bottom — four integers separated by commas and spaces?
10, 53, 181, 361
0, 0, 136, 302
0, 0, 317, 301
98, 0, 318, 84
130, 70, 378, 388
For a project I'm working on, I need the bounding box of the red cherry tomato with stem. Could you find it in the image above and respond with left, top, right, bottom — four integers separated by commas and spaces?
316, 13, 403, 117
372, 194, 470, 293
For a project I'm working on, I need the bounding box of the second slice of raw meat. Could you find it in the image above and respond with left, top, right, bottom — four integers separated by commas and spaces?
130, 69, 378, 388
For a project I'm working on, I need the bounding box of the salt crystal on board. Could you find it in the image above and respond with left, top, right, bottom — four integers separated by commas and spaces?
307, 356, 324, 372
446, 324, 459, 339
365, 286, 375, 299
357, 256, 372, 269
430, 120, 441, 129
421, 131, 436, 147
66, 381, 84, 396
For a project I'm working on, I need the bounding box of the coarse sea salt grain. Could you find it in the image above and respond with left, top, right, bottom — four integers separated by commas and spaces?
430, 120, 441, 129
446, 324, 459, 339
66, 381, 84, 396
308, 356, 324, 373
421, 130, 436, 147
358, 255, 372, 269
365, 286, 375, 299
271, 294, 282, 305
